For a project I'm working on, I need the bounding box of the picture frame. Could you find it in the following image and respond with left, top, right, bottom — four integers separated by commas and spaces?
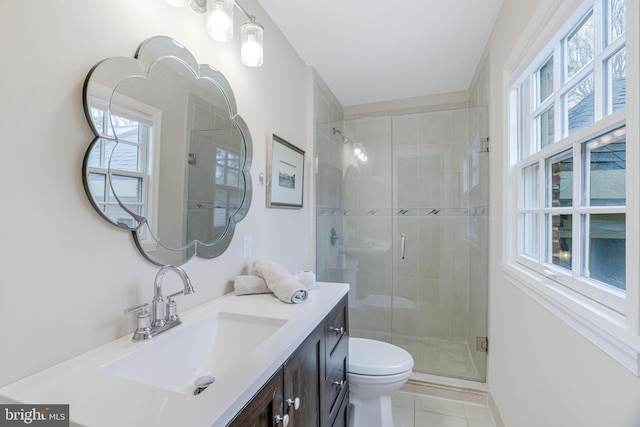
266, 134, 305, 208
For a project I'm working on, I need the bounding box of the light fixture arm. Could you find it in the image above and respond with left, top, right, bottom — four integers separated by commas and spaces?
191, 0, 253, 20
233, 1, 254, 21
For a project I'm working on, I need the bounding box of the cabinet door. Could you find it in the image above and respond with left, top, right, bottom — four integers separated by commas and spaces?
228, 367, 285, 427
284, 327, 322, 427
330, 392, 349, 427
323, 295, 349, 427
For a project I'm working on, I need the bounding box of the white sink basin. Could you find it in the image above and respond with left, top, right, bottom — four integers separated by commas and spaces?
101, 311, 287, 395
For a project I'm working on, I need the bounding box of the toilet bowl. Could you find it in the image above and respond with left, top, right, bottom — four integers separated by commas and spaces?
348, 338, 414, 427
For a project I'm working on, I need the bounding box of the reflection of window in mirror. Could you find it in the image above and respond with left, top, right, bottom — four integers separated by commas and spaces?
85, 96, 161, 252
215, 146, 242, 232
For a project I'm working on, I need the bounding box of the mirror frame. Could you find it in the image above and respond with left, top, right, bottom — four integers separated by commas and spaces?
81, 36, 252, 265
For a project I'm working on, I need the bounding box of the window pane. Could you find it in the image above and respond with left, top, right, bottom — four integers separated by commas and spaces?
110, 175, 142, 203
566, 75, 594, 135
86, 140, 102, 168
608, 48, 626, 113
522, 164, 539, 208
584, 129, 626, 206
518, 80, 532, 160
90, 108, 106, 135
109, 142, 140, 172
111, 114, 145, 144
609, 0, 626, 43
87, 173, 106, 202
547, 152, 573, 207
584, 213, 625, 290
567, 11, 594, 79
549, 214, 572, 269
520, 213, 539, 259
538, 106, 555, 149
539, 57, 554, 102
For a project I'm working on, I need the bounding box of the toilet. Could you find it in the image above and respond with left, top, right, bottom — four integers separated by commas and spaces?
348, 338, 414, 427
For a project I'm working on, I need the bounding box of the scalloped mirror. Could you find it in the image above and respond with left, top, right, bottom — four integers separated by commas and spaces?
82, 36, 252, 265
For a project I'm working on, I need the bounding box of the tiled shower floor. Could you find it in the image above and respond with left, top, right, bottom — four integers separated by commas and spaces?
353, 330, 482, 381
392, 336, 481, 381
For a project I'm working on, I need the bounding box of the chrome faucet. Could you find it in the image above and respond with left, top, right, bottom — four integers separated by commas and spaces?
125, 265, 195, 341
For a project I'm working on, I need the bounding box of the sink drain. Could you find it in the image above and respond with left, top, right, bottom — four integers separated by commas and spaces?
193, 375, 215, 395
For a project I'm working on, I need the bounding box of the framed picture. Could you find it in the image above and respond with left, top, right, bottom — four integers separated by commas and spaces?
267, 134, 305, 208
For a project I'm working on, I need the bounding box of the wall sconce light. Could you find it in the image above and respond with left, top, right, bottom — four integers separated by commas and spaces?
166, 0, 264, 67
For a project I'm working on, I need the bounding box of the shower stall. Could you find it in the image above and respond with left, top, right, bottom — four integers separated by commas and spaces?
315, 107, 489, 382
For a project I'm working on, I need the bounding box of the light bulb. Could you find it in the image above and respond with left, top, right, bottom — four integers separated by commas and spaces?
241, 20, 264, 67
207, 0, 234, 42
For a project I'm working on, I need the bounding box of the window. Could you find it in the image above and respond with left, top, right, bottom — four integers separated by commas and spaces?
506, 0, 638, 373
85, 97, 160, 248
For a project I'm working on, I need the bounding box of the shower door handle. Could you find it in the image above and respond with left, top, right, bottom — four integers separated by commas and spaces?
401, 234, 406, 260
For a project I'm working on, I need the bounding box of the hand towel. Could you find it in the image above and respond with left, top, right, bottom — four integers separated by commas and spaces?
233, 275, 271, 296
251, 257, 308, 304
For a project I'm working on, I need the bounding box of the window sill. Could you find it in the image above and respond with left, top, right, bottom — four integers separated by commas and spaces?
502, 262, 640, 376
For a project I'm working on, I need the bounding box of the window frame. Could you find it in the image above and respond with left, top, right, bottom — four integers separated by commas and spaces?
504, 0, 640, 375
86, 88, 162, 252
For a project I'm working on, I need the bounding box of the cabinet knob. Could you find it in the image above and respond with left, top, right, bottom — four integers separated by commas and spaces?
274, 414, 290, 426
329, 326, 345, 335
286, 397, 301, 410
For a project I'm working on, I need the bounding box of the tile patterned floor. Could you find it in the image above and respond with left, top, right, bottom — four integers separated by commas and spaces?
392, 390, 497, 427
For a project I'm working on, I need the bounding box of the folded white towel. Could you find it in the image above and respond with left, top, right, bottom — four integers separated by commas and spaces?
251, 257, 308, 304
233, 275, 271, 296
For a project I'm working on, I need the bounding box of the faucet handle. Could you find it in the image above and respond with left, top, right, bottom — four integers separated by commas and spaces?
124, 303, 152, 341
166, 291, 184, 323
124, 303, 149, 316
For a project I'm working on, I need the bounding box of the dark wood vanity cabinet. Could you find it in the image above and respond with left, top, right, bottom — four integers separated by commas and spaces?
227, 366, 285, 427
227, 295, 349, 427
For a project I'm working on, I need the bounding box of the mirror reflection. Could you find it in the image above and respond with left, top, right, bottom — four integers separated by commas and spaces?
82, 36, 252, 265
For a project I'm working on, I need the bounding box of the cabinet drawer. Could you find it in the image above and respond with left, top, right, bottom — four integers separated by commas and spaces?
325, 296, 348, 355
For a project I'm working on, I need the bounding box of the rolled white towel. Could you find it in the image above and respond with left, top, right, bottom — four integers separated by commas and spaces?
296, 270, 316, 289
269, 277, 308, 304
251, 257, 308, 304
234, 275, 271, 296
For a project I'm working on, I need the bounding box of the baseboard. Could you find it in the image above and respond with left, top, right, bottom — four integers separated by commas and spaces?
488, 392, 506, 427
401, 372, 489, 405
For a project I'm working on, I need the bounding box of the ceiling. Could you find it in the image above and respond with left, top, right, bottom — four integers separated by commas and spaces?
256, 0, 504, 107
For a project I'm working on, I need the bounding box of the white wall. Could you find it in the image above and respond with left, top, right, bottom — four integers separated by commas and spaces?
486, 0, 640, 426
0, 0, 312, 387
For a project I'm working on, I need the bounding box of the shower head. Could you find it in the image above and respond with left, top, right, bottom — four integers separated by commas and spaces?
332, 127, 351, 144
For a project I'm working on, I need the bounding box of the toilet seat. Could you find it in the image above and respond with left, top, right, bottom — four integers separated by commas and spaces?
349, 338, 414, 376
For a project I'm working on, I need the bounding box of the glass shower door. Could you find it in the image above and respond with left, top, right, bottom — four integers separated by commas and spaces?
390, 107, 488, 381
315, 106, 489, 382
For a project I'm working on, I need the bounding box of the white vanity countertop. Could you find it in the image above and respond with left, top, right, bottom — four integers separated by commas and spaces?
0, 282, 349, 427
